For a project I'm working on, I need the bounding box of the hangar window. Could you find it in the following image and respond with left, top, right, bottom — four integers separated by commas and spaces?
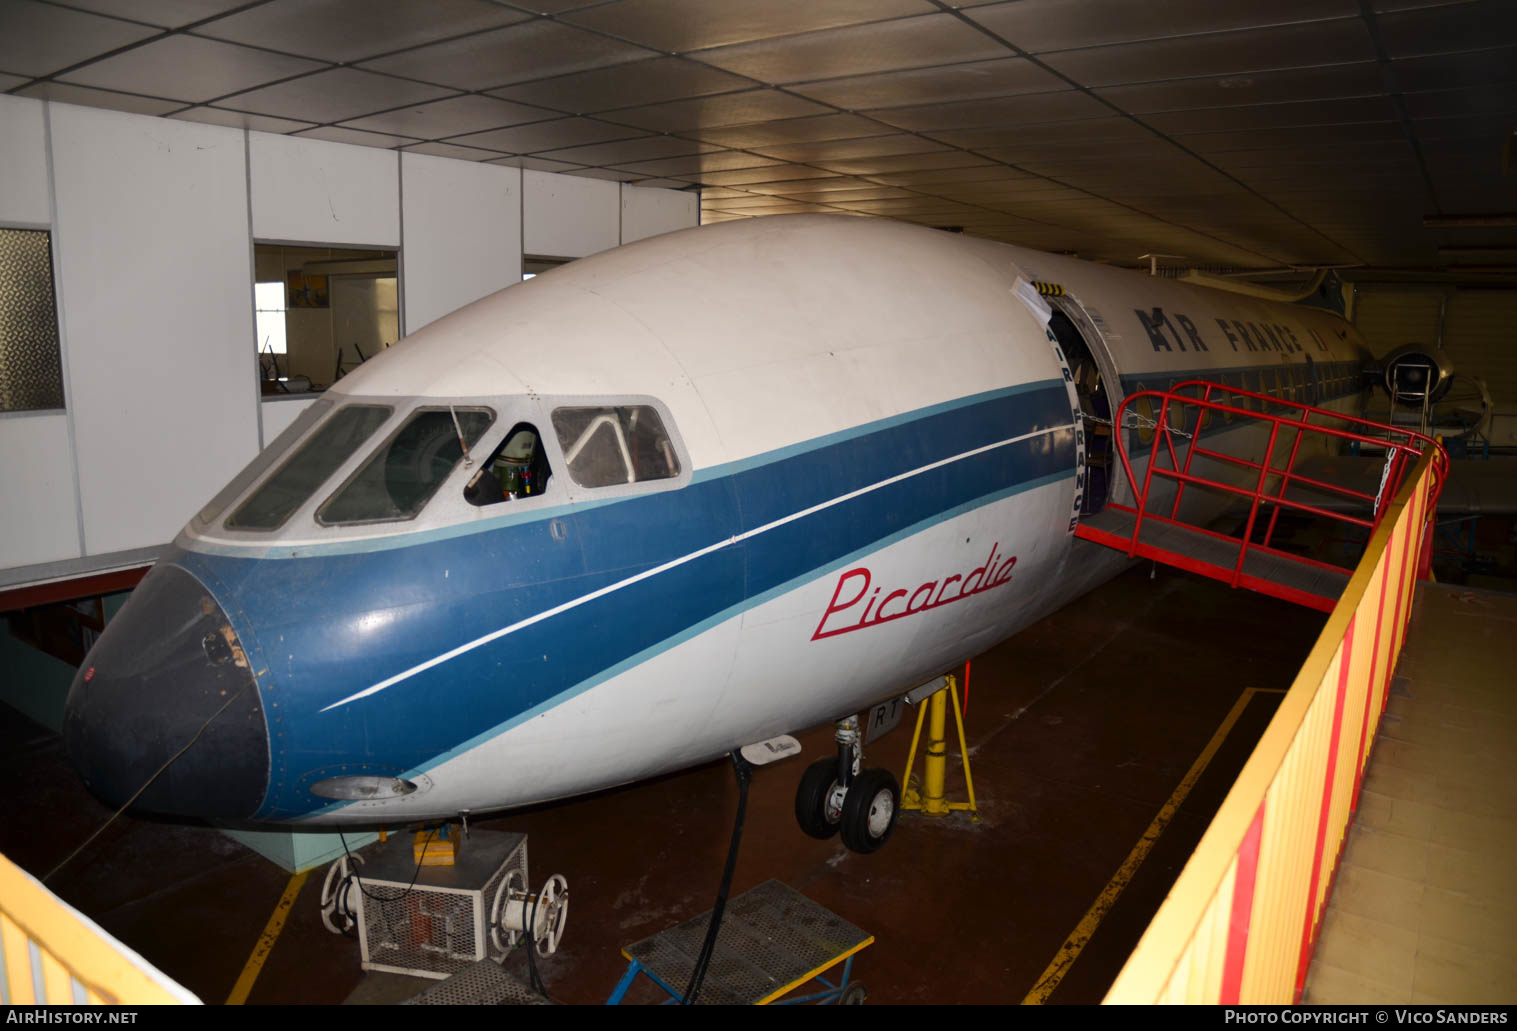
253, 243, 397, 393
0, 228, 63, 412
551, 404, 679, 489
465, 423, 553, 506
320, 408, 494, 525
226, 403, 393, 530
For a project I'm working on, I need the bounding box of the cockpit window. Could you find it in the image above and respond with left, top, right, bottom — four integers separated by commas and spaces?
226, 403, 392, 531
319, 407, 494, 525
465, 423, 553, 507
550, 405, 679, 489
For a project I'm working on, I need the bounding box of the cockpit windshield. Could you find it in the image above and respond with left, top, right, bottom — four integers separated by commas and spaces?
551, 404, 680, 488
225, 404, 392, 531
319, 407, 494, 525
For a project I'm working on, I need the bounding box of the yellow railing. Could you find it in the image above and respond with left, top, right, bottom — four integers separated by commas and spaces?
1104, 450, 1437, 1004
1, 851, 198, 1005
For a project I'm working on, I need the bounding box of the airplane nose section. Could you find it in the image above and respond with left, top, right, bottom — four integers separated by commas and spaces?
64, 564, 270, 820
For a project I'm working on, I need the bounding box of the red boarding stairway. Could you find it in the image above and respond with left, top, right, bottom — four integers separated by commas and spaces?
1075, 379, 1448, 612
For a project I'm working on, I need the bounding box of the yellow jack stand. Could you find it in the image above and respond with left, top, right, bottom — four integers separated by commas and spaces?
900, 674, 980, 820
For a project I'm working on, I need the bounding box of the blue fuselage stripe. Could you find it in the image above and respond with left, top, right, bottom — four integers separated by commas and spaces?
175, 383, 1074, 818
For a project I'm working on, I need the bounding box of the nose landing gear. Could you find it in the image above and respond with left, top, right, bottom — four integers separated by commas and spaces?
794, 715, 900, 853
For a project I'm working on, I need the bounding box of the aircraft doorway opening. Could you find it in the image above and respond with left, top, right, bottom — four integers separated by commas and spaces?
1047, 305, 1114, 516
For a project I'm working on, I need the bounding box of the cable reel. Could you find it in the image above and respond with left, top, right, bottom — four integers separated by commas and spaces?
490, 871, 569, 956
319, 852, 363, 935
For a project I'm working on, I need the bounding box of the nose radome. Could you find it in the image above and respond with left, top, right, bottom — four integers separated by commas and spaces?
64, 563, 270, 820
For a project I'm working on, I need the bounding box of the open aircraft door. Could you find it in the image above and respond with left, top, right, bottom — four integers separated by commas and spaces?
1044, 292, 1124, 518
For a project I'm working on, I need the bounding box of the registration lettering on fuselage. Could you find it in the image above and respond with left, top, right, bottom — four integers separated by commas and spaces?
811, 543, 1018, 641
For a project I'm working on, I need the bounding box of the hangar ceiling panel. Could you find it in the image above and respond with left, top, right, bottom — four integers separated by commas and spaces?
1392, 46, 1517, 92
12, 81, 184, 117
685, 113, 889, 148
2, 0, 1512, 276
1373, 0, 1517, 57
295, 124, 418, 150
57, 36, 322, 104
404, 141, 514, 163
357, 21, 656, 91
961, 0, 1360, 53
542, 135, 722, 166
340, 95, 558, 139
195, 0, 531, 63
787, 58, 1065, 111
690, 14, 1009, 84
613, 152, 786, 177
166, 106, 315, 134
1039, 20, 1378, 87
222, 67, 455, 123
0, 4, 150, 78
491, 58, 752, 113
750, 134, 952, 164
597, 89, 830, 133
452, 117, 646, 154
58, 0, 251, 28
559, 0, 935, 53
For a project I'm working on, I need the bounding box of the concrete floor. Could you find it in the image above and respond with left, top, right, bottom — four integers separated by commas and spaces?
1305, 583, 1517, 1005
0, 561, 1327, 1005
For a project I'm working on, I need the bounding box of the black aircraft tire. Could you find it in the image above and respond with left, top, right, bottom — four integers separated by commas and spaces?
840, 768, 900, 854
795, 757, 842, 839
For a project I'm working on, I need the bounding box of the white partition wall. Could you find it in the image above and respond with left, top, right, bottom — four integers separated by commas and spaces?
0, 97, 51, 227
400, 154, 521, 333
0, 413, 80, 569
249, 133, 400, 247
259, 396, 319, 448
622, 185, 699, 245
0, 98, 78, 569
523, 169, 619, 258
50, 105, 259, 557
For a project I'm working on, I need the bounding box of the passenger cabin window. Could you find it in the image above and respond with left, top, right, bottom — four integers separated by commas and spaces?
551, 405, 679, 489
226, 404, 392, 530
319, 408, 493, 525
465, 423, 553, 506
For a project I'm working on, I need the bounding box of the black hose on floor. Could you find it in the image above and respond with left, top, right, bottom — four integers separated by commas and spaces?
682, 750, 753, 1005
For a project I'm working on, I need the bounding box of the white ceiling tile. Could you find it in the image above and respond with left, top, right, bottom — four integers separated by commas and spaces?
294, 125, 418, 149
168, 106, 317, 133
358, 21, 656, 91
341, 95, 558, 139
693, 14, 1008, 84
60, 35, 324, 103
13, 81, 183, 116
220, 68, 456, 123
195, 0, 530, 63
57, 0, 251, 28
563, 0, 935, 53
0, 1, 159, 78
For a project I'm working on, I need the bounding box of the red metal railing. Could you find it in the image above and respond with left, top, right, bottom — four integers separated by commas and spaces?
1110, 379, 1448, 588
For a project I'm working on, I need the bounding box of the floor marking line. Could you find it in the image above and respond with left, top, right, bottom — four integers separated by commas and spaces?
1020, 686, 1266, 1004
226, 869, 309, 1006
